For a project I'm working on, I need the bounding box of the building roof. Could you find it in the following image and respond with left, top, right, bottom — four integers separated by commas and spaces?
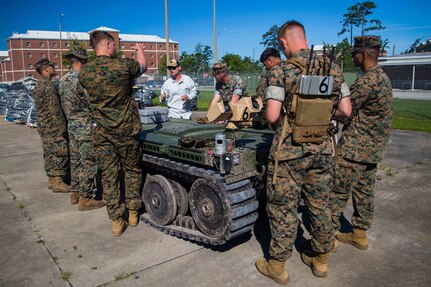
379, 52, 431, 66
8, 28, 177, 43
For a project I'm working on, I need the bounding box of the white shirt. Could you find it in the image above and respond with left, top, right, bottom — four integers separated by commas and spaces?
161, 74, 197, 119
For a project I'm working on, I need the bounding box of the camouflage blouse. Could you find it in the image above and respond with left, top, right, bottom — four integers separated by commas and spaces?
79, 56, 142, 137
215, 75, 249, 102
32, 76, 67, 135
59, 69, 92, 123
338, 65, 393, 163
266, 49, 345, 161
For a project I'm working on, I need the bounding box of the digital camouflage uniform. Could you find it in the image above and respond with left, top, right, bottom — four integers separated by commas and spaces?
32, 75, 69, 177
265, 49, 345, 261
59, 69, 97, 198
79, 56, 143, 220
215, 75, 249, 102
256, 71, 269, 99
330, 64, 392, 231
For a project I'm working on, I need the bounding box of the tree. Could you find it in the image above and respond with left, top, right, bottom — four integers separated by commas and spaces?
260, 25, 280, 51
380, 38, 390, 56
178, 43, 213, 76
158, 54, 168, 72
221, 53, 262, 73
338, 1, 385, 45
404, 37, 431, 53
324, 38, 354, 70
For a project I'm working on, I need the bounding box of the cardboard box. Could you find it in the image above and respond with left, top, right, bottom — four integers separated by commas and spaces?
139, 107, 168, 124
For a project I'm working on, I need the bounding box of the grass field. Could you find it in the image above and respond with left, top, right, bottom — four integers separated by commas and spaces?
151, 90, 431, 133
392, 99, 431, 132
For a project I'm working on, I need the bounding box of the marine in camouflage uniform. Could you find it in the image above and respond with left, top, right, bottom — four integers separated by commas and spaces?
208, 62, 249, 112
79, 31, 147, 235
59, 47, 104, 210
255, 21, 352, 283
329, 36, 393, 250
256, 48, 282, 127
33, 58, 70, 193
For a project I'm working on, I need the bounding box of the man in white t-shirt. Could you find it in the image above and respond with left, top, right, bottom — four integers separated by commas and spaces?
160, 59, 197, 119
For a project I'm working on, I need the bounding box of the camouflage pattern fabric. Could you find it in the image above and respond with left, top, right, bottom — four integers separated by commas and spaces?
331, 64, 392, 231
92, 130, 142, 220
79, 56, 143, 219
32, 76, 69, 177
59, 69, 97, 197
329, 157, 377, 231
266, 157, 335, 261
264, 49, 345, 258
215, 75, 250, 102
256, 72, 269, 98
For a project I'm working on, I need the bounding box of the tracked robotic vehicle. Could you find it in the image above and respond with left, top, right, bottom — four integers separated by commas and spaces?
138, 97, 274, 245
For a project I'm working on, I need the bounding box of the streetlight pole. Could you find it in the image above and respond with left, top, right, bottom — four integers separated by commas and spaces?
165, 0, 170, 78
59, 13, 64, 78
213, 0, 217, 64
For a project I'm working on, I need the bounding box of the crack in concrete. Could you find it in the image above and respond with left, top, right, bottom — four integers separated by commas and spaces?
0, 175, 73, 287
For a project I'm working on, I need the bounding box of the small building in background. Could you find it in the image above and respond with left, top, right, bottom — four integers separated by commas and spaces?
379, 53, 431, 90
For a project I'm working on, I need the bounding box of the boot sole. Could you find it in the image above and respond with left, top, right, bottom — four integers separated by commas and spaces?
337, 237, 369, 250
255, 260, 289, 285
78, 205, 105, 211
301, 254, 328, 278
52, 189, 70, 193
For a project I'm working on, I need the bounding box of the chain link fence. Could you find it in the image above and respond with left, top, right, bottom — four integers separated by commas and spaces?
381, 64, 431, 90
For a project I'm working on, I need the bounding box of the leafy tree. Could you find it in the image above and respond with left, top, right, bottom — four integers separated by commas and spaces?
260, 25, 280, 51
158, 54, 168, 72
380, 38, 390, 56
338, 1, 385, 45
324, 38, 354, 70
221, 53, 262, 73
416, 39, 431, 53
178, 43, 213, 76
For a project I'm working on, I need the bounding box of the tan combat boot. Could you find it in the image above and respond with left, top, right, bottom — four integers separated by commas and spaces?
70, 191, 79, 205
112, 218, 128, 236
255, 258, 289, 285
51, 176, 70, 193
47, 176, 54, 190
336, 228, 369, 250
78, 197, 105, 211
301, 252, 330, 278
128, 210, 139, 227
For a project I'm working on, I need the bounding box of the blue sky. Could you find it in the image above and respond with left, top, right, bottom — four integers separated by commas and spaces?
2, 0, 431, 59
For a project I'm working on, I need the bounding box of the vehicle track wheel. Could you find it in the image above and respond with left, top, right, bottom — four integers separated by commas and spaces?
171, 180, 189, 216
142, 174, 177, 226
189, 178, 229, 238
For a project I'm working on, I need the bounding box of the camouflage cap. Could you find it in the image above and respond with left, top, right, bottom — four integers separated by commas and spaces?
352, 35, 381, 53
167, 59, 180, 68
34, 58, 56, 71
212, 62, 228, 76
64, 47, 88, 60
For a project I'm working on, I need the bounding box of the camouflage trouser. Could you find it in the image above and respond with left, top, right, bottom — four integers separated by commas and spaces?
39, 131, 69, 177
92, 131, 142, 220
266, 154, 335, 261
329, 157, 377, 231
68, 121, 98, 198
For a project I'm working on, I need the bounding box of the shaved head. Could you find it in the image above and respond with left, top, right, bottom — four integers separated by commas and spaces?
278, 20, 308, 57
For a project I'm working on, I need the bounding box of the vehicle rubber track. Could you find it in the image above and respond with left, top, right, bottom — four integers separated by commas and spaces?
141, 154, 259, 245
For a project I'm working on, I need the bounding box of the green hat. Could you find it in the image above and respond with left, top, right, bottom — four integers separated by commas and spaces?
212, 62, 228, 76
352, 35, 381, 53
34, 58, 56, 71
64, 47, 88, 60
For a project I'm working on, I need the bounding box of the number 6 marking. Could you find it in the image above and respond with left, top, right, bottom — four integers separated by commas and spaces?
319, 77, 329, 94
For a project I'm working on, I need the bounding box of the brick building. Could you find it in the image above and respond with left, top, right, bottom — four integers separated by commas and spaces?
0, 26, 178, 83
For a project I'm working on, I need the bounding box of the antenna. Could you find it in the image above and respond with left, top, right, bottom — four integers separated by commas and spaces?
306, 45, 314, 75
328, 47, 335, 76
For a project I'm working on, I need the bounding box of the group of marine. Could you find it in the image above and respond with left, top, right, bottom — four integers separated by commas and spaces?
31, 20, 392, 285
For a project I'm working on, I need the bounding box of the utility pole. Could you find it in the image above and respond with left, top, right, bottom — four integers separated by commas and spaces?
213, 0, 217, 64
59, 13, 64, 78
165, 0, 170, 78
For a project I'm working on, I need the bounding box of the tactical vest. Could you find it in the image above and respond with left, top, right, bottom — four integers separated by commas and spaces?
286, 57, 339, 143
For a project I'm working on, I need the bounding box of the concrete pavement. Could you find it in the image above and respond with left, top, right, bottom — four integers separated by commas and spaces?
0, 119, 430, 287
